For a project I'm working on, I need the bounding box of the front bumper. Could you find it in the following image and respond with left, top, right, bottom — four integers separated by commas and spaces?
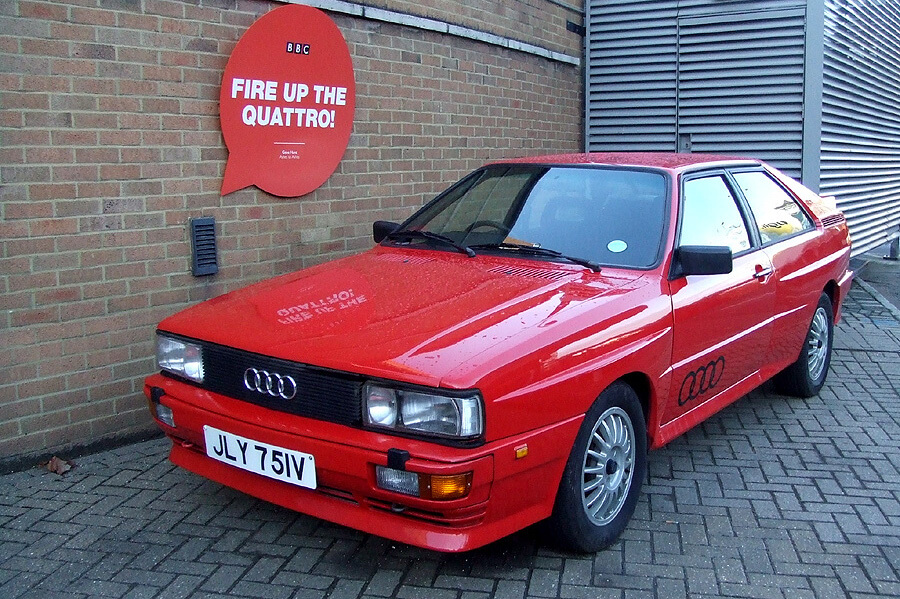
144, 373, 579, 552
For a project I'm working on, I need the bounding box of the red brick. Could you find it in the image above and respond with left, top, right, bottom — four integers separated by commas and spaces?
29, 182, 76, 202
58, 263, 101, 284
99, 96, 141, 112
63, 299, 106, 320
33, 285, 82, 308
25, 146, 75, 164
105, 262, 148, 281
38, 354, 87, 378
29, 218, 78, 237
70, 6, 117, 26
4, 201, 53, 220
82, 280, 127, 300
0, 290, 30, 311
76, 182, 119, 198
19, 0, 67, 20
50, 129, 98, 146
0, 433, 43, 457
99, 164, 142, 181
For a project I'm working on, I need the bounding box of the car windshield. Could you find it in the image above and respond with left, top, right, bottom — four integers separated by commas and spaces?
393, 165, 669, 269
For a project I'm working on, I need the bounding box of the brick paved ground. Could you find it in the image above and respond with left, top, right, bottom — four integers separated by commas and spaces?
2, 281, 898, 599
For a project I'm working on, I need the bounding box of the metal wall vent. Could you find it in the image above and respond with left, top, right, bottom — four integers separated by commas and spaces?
190, 217, 218, 276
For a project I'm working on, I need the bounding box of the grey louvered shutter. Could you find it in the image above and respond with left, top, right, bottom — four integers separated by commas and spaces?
821, 0, 900, 255
675, 8, 807, 178
585, 0, 680, 151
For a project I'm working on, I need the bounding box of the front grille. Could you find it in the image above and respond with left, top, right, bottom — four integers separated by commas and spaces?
197, 340, 364, 426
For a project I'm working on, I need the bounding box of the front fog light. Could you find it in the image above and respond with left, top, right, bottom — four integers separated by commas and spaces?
376, 466, 419, 496
155, 404, 176, 427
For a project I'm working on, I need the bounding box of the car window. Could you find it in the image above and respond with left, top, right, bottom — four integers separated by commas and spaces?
732, 171, 813, 243
680, 175, 750, 254
423, 169, 534, 234
400, 165, 669, 269
505, 168, 667, 267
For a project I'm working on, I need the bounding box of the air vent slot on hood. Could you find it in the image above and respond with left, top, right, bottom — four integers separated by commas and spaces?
374, 253, 434, 265
487, 265, 570, 281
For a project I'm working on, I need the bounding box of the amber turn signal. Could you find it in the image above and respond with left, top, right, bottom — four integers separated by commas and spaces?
420, 472, 473, 500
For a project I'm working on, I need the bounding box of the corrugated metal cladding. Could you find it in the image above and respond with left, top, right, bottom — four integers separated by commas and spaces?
821, 0, 900, 255
585, 0, 678, 151
587, 0, 900, 257
676, 9, 806, 177
586, 0, 807, 177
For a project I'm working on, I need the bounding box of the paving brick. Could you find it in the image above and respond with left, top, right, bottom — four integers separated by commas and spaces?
561, 558, 592, 586
230, 580, 295, 599
363, 569, 403, 596
494, 580, 528, 599
197, 564, 244, 593
526, 569, 559, 597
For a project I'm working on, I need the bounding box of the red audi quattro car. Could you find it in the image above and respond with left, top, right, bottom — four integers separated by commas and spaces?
145, 153, 852, 552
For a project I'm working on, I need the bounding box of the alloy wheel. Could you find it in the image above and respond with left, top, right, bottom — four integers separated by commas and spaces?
581, 406, 635, 526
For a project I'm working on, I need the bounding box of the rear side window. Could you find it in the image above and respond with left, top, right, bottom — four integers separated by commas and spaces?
732, 171, 813, 243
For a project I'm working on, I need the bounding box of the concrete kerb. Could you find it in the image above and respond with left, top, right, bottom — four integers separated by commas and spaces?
855, 277, 900, 322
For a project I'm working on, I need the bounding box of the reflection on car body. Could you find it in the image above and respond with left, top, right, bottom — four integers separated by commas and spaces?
145, 153, 853, 552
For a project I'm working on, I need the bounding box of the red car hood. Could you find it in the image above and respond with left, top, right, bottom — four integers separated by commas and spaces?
159, 247, 646, 388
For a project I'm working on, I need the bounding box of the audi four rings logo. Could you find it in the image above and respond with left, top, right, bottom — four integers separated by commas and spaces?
678, 356, 726, 406
243, 368, 298, 400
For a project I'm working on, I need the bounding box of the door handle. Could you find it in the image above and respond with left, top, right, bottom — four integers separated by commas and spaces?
753, 266, 774, 279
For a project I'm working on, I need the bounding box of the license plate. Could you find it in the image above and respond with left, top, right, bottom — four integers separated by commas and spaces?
203, 425, 317, 489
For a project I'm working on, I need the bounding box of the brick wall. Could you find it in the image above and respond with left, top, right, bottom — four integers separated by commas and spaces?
0, 0, 583, 466
372, 0, 583, 57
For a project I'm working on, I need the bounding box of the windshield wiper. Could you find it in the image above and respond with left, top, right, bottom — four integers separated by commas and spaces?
385, 229, 476, 258
469, 242, 601, 272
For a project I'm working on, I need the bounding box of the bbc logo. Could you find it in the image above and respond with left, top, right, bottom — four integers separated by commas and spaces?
286, 42, 311, 55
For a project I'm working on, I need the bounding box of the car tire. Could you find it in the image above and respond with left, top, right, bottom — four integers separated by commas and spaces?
548, 381, 647, 553
774, 292, 834, 398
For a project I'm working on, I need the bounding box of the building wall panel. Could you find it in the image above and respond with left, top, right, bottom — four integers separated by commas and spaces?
822, 0, 900, 255
676, 8, 806, 176
586, 0, 807, 179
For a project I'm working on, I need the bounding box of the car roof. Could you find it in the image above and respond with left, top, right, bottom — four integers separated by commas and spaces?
491, 152, 762, 173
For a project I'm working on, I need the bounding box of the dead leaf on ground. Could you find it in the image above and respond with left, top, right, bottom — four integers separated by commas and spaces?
41, 456, 74, 475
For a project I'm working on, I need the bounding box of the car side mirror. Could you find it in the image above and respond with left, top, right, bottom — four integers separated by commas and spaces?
670, 245, 733, 279
373, 220, 400, 243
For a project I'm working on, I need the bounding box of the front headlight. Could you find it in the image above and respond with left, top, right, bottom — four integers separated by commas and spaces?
363, 383, 483, 440
157, 334, 204, 383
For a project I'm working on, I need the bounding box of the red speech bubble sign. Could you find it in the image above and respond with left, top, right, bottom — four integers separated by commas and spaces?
219, 5, 356, 197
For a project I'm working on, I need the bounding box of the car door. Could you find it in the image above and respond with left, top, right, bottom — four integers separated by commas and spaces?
729, 168, 819, 369
663, 171, 775, 427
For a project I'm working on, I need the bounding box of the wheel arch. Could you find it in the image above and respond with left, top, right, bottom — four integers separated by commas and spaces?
616, 371, 653, 439
823, 280, 839, 319
546, 372, 650, 551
